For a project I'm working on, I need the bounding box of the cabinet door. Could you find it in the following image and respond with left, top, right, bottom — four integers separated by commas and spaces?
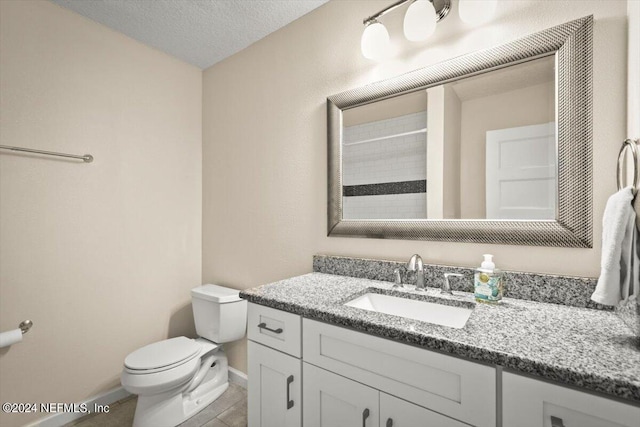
303, 362, 379, 427
248, 341, 301, 427
380, 393, 467, 427
503, 372, 640, 427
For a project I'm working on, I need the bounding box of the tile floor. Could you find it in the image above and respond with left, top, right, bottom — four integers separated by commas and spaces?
64, 383, 247, 427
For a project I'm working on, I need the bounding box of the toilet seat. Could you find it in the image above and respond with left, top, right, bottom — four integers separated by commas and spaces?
125, 337, 201, 374
122, 355, 201, 395
121, 337, 221, 396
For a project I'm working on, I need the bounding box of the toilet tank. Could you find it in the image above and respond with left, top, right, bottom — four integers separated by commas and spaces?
191, 284, 247, 343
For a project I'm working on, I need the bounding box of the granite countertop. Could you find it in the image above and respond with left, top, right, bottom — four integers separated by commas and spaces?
240, 272, 640, 404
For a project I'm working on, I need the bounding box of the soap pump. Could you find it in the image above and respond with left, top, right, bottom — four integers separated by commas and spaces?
474, 254, 504, 303
480, 254, 495, 271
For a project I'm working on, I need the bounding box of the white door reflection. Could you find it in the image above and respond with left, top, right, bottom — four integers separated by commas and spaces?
486, 122, 556, 220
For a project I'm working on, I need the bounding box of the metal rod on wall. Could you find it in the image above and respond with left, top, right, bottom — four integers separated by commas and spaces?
617, 138, 639, 194
0, 145, 93, 163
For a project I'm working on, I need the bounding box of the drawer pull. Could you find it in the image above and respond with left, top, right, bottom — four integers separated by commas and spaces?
362, 408, 370, 427
386, 418, 393, 427
286, 375, 294, 409
550, 416, 564, 427
258, 322, 283, 334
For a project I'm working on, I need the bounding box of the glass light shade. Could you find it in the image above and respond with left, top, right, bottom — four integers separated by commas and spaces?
459, 0, 497, 24
361, 21, 390, 60
403, 0, 437, 41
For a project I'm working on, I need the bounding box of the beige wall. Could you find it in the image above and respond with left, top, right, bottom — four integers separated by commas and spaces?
0, 2, 202, 426
426, 85, 462, 219
342, 90, 427, 126
0, 0, 630, 421
459, 81, 555, 218
203, 0, 627, 374
443, 86, 462, 219
629, 0, 639, 140
427, 86, 446, 219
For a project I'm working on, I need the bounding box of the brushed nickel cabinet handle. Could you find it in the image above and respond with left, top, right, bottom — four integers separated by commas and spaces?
362, 408, 370, 427
550, 416, 565, 427
257, 322, 283, 334
286, 375, 294, 409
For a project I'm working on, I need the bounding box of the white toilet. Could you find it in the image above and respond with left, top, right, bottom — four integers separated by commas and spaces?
121, 284, 247, 427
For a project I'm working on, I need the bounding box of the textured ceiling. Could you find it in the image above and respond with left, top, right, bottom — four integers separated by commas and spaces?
51, 0, 330, 69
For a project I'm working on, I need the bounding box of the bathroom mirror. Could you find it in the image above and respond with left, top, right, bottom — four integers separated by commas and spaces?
327, 16, 592, 247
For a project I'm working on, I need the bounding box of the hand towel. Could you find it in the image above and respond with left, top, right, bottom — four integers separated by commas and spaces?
592, 187, 640, 306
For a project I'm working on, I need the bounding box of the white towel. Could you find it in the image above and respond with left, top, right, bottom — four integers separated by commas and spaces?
591, 187, 640, 306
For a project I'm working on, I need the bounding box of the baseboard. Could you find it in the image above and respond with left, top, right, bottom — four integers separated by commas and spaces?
24, 386, 131, 427
228, 366, 247, 389
24, 369, 244, 426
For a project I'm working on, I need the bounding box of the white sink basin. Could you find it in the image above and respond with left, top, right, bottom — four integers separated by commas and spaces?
344, 292, 473, 329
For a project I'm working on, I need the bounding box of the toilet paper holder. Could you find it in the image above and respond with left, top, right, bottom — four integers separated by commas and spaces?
0, 320, 34, 349
19, 320, 33, 334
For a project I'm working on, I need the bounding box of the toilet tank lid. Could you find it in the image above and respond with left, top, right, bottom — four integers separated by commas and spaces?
191, 284, 242, 303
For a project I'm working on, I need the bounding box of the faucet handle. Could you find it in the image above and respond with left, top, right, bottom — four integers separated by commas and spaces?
392, 268, 402, 289
442, 273, 464, 295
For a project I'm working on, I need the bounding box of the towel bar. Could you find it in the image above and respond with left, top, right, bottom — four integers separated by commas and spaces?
617, 139, 639, 195
0, 145, 93, 163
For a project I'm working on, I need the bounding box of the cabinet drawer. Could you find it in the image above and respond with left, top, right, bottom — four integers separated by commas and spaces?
503, 372, 640, 427
248, 303, 301, 357
303, 319, 495, 427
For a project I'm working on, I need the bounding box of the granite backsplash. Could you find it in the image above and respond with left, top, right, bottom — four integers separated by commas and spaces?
313, 254, 609, 310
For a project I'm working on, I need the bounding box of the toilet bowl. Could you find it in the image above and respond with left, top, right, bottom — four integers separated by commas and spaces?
121, 284, 247, 427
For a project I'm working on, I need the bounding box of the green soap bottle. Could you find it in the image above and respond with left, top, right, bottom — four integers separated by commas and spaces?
474, 254, 504, 303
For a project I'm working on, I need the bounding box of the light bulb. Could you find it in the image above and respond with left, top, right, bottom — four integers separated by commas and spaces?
361, 21, 391, 60
404, 0, 437, 41
459, 0, 497, 24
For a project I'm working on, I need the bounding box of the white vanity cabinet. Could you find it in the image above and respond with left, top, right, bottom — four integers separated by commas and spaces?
247, 303, 640, 427
248, 303, 494, 427
247, 304, 302, 427
502, 372, 640, 427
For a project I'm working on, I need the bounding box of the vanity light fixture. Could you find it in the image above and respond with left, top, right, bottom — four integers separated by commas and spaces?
361, 20, 391, 60
404, 0, 439, 41
361, 0, 497, 60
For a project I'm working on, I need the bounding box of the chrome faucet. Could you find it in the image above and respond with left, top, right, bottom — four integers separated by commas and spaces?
407, 254, 425, 290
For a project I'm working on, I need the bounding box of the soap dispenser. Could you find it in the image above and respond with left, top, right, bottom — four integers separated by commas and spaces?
474, 254, 504, 303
